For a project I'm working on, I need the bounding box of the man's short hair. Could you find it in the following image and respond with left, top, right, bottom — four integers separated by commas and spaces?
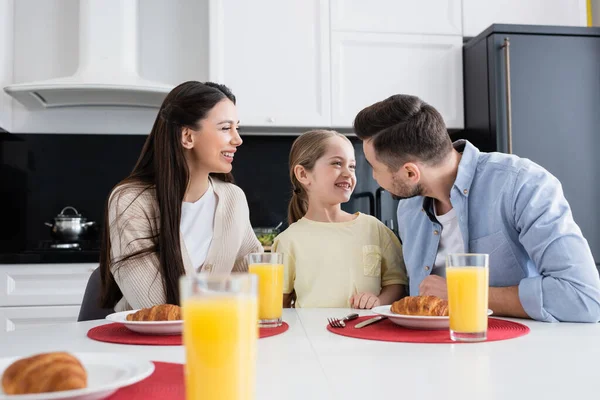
353, 94, 452, 170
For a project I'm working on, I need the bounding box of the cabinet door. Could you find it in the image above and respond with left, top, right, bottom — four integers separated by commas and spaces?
331, 33, 463, 129
209, 0, 330, 127
0, 305, 81, 334
0, 264, 96, 307
463, 0, 587, 37
331, 0, 462, 35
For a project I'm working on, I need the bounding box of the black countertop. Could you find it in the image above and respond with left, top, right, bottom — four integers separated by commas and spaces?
0, 250, 100, 264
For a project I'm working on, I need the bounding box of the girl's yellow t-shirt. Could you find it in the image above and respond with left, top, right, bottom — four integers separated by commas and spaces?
272, 213, 407, 308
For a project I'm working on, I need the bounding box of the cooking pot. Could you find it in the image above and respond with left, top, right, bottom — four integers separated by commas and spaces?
44, 206, 97, 242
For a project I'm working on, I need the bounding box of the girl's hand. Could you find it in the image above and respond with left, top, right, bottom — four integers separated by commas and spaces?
350, 292, 381, 309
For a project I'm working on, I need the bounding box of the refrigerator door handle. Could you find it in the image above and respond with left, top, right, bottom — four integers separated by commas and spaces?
501, 37, 513, 155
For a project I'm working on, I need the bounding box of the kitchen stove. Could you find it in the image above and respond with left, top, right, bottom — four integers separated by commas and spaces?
35, 240, 101, 252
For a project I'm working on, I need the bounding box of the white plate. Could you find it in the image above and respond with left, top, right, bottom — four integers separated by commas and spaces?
0, 352, 154, 400
371, 305, 493, 330
105, 310, 182, 335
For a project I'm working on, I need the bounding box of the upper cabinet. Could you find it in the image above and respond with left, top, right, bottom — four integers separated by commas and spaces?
329, 1, 464, 128
330, 0, 462, 35
462, 0, 588, 37
209, 0, 463, 129
331, 33, 464, 129
209, 0, 331, 127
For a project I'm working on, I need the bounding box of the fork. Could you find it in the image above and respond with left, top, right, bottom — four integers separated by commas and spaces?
328, 313, 359, 328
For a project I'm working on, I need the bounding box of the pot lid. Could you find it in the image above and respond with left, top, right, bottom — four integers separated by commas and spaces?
54, 206, 85, 220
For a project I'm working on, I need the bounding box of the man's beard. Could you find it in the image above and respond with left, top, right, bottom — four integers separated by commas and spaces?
390, 180, 423, 200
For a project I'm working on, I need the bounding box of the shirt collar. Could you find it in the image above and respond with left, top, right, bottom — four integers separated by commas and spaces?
452, 139, 479, 197
420, 139, 480, 216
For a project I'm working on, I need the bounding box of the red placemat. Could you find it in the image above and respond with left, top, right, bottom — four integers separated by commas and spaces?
260, 321, 289, 338
108, 362, 184, 400
87, 324, 181, 346
326, 316, 529, 343
88, 322, 289, 345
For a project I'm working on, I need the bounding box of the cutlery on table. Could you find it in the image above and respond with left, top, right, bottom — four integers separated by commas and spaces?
354, 316, 387, 329
327, 313, 359, 328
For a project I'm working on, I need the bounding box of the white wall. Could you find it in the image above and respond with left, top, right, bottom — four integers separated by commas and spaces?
0, 0, 13, 132
593, 0, 600, 25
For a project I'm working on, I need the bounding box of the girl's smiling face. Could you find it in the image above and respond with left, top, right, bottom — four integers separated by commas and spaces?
304, 136, 357, 205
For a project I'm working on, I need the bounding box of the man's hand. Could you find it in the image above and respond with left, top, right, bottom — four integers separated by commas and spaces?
350, 292, 381, 309
419, 275, 448, 299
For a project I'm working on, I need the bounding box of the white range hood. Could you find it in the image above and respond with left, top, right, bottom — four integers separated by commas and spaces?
4, 0, 173, 109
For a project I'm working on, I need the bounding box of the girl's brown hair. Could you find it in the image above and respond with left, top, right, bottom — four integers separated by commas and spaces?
100, 81, 235, 308
287, 130, 351, 224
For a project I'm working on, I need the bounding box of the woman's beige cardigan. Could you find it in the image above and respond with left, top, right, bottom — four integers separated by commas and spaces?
108, 178, 262, 311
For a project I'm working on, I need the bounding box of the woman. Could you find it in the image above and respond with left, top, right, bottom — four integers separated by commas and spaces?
99, 81, 262, 311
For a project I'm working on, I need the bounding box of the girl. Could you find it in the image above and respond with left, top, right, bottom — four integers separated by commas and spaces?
99, 81, 262, 312
272, 130, 407, 309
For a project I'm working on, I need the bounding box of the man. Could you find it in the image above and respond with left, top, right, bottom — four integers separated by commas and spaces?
354, 94, 600, 322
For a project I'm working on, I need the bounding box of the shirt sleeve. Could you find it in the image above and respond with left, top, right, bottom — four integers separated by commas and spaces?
108, 190, 167, 309
513, 166, 600, 322
380, 225, 408, 287
272, 237, 296, 294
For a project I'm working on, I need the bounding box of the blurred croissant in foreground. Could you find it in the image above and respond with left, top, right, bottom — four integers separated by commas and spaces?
126, 304, 181, 321
391, 296, 449, 316
2, 352, 87, 395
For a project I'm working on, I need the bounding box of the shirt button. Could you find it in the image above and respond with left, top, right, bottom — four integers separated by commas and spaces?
463, 189, 468, 195
203, 264, 213, 272
424, 266, 430, 271
433, 230, 439, 235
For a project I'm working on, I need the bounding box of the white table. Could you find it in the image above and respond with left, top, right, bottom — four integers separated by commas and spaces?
1, 308, 598, 400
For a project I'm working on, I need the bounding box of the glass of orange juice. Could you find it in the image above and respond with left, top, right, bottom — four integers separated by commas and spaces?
446, 253, 489, 342
247, 252, 284, 328
180, 273, 258, 400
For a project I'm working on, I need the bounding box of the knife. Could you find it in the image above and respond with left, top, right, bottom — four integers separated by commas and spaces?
354, 316, 387, 329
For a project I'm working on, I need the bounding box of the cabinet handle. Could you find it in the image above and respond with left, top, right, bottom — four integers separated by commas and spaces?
501, 37, 513, 155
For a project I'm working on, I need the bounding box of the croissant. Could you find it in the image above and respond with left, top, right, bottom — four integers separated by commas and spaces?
2, 352, 87, 395
391, 296, 449, 316
126, 304, 181, 321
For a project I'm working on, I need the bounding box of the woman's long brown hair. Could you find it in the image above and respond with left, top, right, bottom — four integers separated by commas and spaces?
99, 81, 235, 308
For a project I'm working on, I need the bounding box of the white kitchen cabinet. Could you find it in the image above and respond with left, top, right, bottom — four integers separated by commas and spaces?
330, 0, 462, 35
0, 305, 81, 333
463, 0, 588, 37
0, 263, 95, 334
0, 263, 95, 307
208, 0, 331, 127
331, 33, 464, 129
0, 0, 14, 132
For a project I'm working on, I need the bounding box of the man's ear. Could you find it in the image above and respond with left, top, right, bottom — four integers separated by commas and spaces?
403, 162, 421, 183
294, 165, 310, 187
181, 127, 194, 149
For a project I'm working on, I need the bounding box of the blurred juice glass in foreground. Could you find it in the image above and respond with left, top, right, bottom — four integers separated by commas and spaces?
181, 273, 258, 400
